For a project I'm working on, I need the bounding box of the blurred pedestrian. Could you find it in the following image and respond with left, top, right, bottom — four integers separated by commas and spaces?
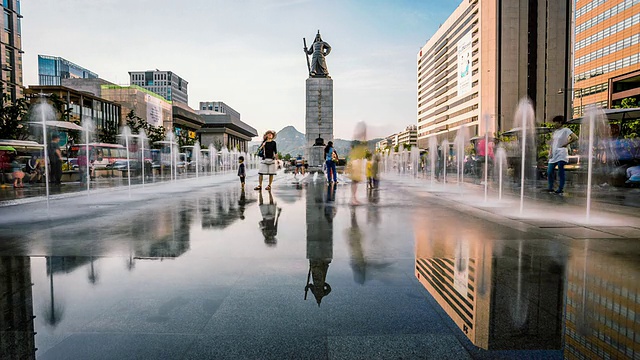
476, 132, 495, 183
255, 130, 278, 191
547, 115, 578, 195
238, 155, 246, 189
10, 154, 24, 188
347, 122, 367, 205
48, 134, 63, 185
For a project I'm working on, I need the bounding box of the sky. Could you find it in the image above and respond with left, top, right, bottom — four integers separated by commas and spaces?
22, 0, 459, 141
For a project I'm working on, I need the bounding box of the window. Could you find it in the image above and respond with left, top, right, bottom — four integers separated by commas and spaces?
4, 11, 10, 31
2, 0, 8, 8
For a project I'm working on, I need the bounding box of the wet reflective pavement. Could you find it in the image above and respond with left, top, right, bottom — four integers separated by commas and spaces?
0, 174, 639, 359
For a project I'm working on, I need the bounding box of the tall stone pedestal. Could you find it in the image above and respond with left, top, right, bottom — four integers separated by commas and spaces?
305, 77, 333, 167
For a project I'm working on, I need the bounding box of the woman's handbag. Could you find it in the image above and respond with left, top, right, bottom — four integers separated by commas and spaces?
331, 151, 338, 162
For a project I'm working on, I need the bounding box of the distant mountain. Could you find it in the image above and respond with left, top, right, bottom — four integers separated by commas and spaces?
250, 126, 381, 158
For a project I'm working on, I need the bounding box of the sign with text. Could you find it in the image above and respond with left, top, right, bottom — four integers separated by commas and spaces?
457, 32, 472, 96
145, 94, 163, 127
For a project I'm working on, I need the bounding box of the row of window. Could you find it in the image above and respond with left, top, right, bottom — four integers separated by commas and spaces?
574, 83, 609, 99
576, 0, 639, 34
419, 116, 478, 136
576, 52, 640, 82
575, 0, 607, 19
576, 13, 640, 51
576, 33, 639, 67
418, 3, 477, 66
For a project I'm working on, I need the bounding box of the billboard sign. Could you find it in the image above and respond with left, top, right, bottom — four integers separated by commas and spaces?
146, 94, 163, 127
457, 32, 473, 96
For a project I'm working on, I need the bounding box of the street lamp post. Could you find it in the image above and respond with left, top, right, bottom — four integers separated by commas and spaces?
558, 87, 584, 118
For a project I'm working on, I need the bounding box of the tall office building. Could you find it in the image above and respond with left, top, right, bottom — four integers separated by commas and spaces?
417, 0, 571, 146
573, 0, 640, 116
37, 55, 98, 86
129, 70, 188, 105
0, 0, 23, 101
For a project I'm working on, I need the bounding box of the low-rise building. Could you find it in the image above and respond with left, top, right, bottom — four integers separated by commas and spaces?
101, 84, 172, 129
196, 103, 257, 152
25, 85, 121, 138
173, 102, 204, 145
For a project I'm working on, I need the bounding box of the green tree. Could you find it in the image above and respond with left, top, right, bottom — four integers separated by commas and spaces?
177, 130, 195, 148
609, 97, 639, 139
0, 95, 30, 140
125, 110, 167, 148
98, 126, 118, 144
147, 125, 166, 149
125, 110, 146, 133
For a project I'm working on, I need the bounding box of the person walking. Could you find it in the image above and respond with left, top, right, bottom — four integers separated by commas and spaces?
324, 141, 338, 183
255, 130, 278, 191
48, 134, 63, 185
547, 115, 578, 195
238, 155, 246, 189
10, 154, 24, 188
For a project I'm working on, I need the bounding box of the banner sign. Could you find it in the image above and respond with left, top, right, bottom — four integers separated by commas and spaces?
146, 94, 163, 127
457, 32, 473, 96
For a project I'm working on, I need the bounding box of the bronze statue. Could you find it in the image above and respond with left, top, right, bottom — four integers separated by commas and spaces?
304, 31, 331, 78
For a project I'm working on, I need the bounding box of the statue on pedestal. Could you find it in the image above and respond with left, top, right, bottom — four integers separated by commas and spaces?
304, 31, 331, 78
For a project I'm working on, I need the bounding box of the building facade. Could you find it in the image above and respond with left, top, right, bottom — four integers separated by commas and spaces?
38, 55, 98, 86
0, 0, 23, 102
196, 109, 257, 152
173, 102, 204, 144
101, 84, 172, 130
25, 85, 121, 138
417, 0, 571, 147
573, 0, 640, 115
129, 70, 188, 105
395, 125, 418, 148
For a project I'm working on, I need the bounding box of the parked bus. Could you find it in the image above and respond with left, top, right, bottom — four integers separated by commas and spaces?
68, 143, 128, 169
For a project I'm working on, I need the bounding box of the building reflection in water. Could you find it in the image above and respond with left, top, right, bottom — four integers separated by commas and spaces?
414, 229, 564, 350
0, 257, 36, 359
564, 241, 640, 360
199, 188, 255, 229
129, 201, 192, 259
305, 184, 335, 305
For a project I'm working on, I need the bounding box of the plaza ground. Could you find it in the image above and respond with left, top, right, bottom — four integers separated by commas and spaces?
0, 172, 638, 359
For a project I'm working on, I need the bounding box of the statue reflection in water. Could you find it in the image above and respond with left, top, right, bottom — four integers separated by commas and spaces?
304, 184, 336, 305
259, 190, 282, 246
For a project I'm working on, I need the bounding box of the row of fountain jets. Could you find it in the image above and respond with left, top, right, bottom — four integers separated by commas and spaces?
375, 99, 611, 221
31, 98, 261, 207
33, 97, 609, 219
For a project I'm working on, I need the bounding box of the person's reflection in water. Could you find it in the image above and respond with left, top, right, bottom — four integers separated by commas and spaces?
237, 188, 250, 220
258, 190, 282, 246
347, 206, 366, 284
366, 186, 380, 226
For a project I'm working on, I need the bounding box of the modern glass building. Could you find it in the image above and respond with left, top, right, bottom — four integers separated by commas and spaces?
129, 70, 188, 105
37, 55, 98, 86
573, 0, 640, 116
1, 0, 23, 102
